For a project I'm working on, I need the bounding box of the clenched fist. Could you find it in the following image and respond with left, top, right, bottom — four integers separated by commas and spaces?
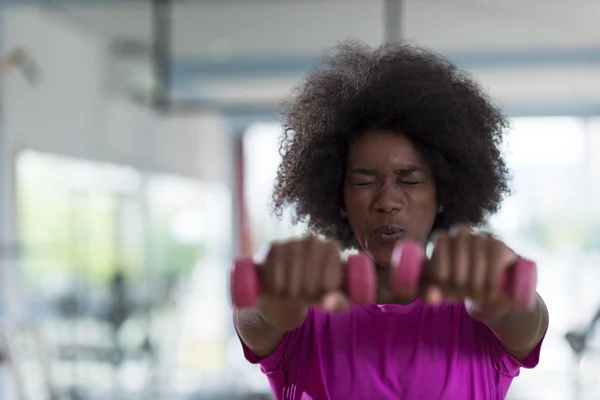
419, 225, 520, 320
255, 235, 356, 330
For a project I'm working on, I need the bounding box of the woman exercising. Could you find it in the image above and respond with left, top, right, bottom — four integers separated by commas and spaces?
233, 40, 549, 399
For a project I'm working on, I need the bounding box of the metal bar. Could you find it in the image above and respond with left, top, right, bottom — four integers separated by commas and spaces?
235, 135, 252, 257
383, 0, 403, 43
152, 0, 173, 112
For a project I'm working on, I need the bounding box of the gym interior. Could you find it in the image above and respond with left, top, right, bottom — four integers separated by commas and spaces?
0, 0, 599, 399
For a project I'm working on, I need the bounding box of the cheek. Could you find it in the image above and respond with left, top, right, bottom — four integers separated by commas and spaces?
410, 189, 438, 231
343, 190, 369, 237
417, 192, 437, 216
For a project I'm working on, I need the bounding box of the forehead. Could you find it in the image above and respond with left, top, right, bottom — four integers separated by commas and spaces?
347, 130, 426, 167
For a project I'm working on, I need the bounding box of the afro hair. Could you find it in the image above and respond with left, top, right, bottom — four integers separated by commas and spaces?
272, 40, 511, 249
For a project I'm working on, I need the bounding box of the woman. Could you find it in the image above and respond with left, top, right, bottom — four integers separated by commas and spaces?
233, 40, 549, 399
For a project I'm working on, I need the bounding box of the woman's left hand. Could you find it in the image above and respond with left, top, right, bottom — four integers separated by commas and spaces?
424, 224, 519, 321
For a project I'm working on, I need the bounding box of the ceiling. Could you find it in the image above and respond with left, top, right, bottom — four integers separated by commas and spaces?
26, 0, 600, 114
44, 0, 600, 57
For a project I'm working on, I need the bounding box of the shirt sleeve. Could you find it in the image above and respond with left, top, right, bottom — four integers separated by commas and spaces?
235, 308, 313, 374
485, 322, 548, 377
237, 328, 298, 373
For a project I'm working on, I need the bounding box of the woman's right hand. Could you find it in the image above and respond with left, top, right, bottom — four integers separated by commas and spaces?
257, 235, 352, 330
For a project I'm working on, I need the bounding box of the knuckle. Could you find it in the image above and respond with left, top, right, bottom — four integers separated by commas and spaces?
458, 224, 473, 232
306, 234, 325, 251
304, 234, 318, 247
449, 224, 469, 238
433, 230, 448, 244
266, 243, 282, 262
473, 234, 486, 247
488, 237, 505, 253
291, 240, 303, 255
456, 227, 470, 240
327, 241, 342, 259
469, 237, 485, 260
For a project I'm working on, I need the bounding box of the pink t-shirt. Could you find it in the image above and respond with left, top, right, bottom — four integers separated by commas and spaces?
239, 301, 544, 400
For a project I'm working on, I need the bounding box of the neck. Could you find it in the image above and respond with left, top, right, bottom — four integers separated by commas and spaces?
375, 267, 418, 305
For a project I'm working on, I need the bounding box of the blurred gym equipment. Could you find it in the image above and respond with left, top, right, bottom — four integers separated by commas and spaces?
565, 305, 600, 400
0, 48, 42, 86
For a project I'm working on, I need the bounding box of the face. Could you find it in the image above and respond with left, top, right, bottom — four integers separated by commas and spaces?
343, 130, 438, 268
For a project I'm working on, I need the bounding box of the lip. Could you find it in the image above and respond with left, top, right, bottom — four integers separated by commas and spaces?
371, 224, 405, 243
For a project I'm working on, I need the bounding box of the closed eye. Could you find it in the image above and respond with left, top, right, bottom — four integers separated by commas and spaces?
401, 181, 422, 185
354, 181, 375, 187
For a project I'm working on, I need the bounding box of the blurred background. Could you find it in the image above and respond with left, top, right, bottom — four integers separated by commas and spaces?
0, 0, 598, 399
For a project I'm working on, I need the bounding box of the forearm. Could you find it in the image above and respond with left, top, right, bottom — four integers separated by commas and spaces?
476, 292, 549, 361
233, 300, 307, 358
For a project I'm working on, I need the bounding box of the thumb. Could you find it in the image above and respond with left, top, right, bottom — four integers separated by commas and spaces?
318, 290, 352, 313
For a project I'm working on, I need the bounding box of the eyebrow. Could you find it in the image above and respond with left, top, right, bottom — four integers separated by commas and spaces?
350, 166, 425, 175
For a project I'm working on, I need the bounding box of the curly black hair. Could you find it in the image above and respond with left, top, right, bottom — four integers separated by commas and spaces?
272, 40, 511, 249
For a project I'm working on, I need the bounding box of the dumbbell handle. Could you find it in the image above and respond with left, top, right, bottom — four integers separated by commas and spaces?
230, 253, 376, 308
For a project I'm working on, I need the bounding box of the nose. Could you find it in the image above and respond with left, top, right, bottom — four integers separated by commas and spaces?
373, 180, 404, 213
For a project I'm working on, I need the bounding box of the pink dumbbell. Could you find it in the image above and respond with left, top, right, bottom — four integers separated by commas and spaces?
230, 253, 376, 308
391, 242, 538, 310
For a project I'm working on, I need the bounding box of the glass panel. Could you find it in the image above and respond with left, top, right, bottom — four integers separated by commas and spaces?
495, 117, 598, 400
243, 123, 308, 254
144, 174, 233, 394
15, 151, 234, 398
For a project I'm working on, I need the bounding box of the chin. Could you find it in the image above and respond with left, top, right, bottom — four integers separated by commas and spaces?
370, 249, 395, 269
358, 240, 397, 268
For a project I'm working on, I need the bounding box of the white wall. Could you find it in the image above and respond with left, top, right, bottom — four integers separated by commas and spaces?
0, 8, 233, 324
2, 9, 229, 177
1, 8, 231, 233
102, 96, 229, 182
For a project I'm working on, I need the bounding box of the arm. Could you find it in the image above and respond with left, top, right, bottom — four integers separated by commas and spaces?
467, 292, 549, 362
233, 242, 308, 358
233, 300, 307, 358
234, 237, 350, 358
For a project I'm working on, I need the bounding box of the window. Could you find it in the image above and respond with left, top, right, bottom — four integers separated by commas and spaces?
495, 117, 599, 400
15, 151, 234, 396
243, 123, 307, 254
